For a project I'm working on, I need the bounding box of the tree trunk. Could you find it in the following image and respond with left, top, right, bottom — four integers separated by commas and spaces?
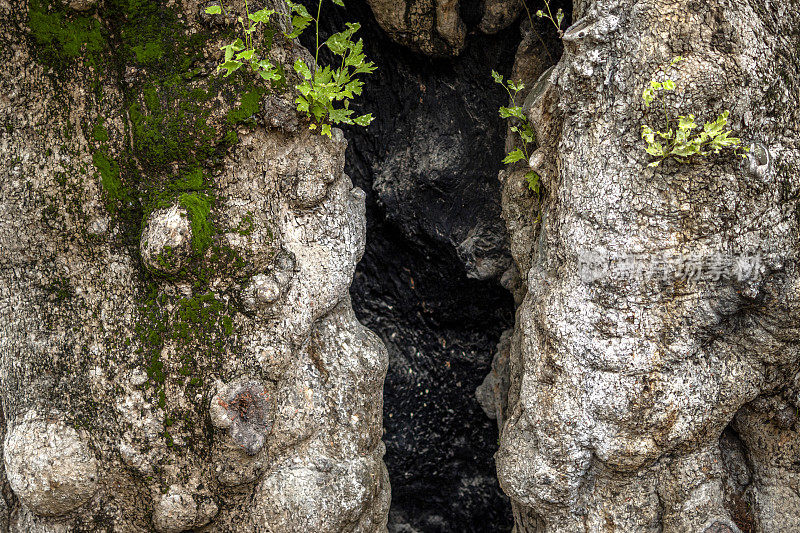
495, 1, 800, 532
0, 0, 390, 530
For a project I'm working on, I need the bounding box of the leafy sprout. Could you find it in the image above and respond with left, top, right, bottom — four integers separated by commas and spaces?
640, 56, 745, 167
534, 0, 564, 37
206, 0, 376, 137
206, 0, 281, 81
492, 70, 540, 194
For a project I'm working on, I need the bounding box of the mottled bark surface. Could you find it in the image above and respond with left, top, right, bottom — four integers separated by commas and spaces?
365, 0, 527, 56
0, 0, 389, 530
493, 1, 800, 531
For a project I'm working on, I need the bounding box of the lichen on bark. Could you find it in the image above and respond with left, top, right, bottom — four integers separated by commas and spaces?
0, 0, 390, 530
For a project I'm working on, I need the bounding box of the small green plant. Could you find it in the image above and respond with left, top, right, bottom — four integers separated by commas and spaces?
492, 70, 540, 194
205, 1, 282, 82
206, 0, 375, 137
641, 56, 745, 167
534, 0, 564, 36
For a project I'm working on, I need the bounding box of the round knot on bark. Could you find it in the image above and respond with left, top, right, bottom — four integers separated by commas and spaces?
241, 274, 282, 312
3, 411, 98, 517
152, 486, 197, 533
239, 250, 296, 315
140, 204, 193, 276
703, 521, 738, 533
747, 143, 772, 178
210, 379, 273, 456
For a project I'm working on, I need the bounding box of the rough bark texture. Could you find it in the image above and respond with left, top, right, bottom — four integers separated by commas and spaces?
365, 0, 527, 56
0, 0, 389, 530
491, 1, 800, 531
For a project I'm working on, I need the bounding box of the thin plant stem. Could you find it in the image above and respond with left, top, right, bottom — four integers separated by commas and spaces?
314, 0, 323, 75
517, 0, 555, 63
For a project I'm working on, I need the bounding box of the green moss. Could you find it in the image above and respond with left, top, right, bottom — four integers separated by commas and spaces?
131, 41, 163, 64
174, 293, 226, 337
92, 151, 128, 208
222, 129, 238, 145
171, 168, 205, 192
155, 245, 176, 271
136, 284, 168, 385
28, 0, 106, 66
178, 192, 213, 255
128, 86, 217, 171
227, 88, 266, 125
92, 116, 109, 142
222, 315, 233, 335
236, 211, 254, 236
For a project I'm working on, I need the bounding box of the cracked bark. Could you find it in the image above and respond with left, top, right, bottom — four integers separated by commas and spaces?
0, 0, 389, 530
494, 1, 800, 532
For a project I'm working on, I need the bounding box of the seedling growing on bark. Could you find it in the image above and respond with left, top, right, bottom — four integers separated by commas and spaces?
534, 0, 564, 37
641, 56, 746, 167
206, 0, 376, 137
492, 70, 540, 194
205, 0, 282, 81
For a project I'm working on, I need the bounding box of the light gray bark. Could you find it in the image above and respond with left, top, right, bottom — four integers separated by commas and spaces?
0, 0, 390, 530
493, 1, 800, 531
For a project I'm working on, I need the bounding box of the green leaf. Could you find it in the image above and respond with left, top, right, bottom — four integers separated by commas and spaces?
354, 114, 373, 126
499, 106, 524, 120
663, 79, 675, 91
284, 1, 313, 38
645, 141, 665, 157
221, 38, 245, 62
524, 170, 540, 193
503, 149, 525, 165
677, 114, 696, 130
641, 125, 655, 144
205, 5, 221, 14
321, 124, 332, 137
257, 62, 280, 81
294, 59, 312, 80
218, 60, 243, 77
648, 160, 661, 167
642, 87, 655, 106
343, 79, 364, 97
286, 1, 311, 18
353, 60, 376, 75
325, 32, 349, 55
330, 0, 345, 6
556, 9, 564, 28
297, 80, 312, 97
329, 107, 354, 123
670, 143, 697, 157
491, 70, 503, 85
248, 8, 274, 23
235, 49, 255, 61
295, 95, 310, 113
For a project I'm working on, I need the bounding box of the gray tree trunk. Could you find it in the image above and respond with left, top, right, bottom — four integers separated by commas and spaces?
0, 0, 390, 531
492, 1, 800, 532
